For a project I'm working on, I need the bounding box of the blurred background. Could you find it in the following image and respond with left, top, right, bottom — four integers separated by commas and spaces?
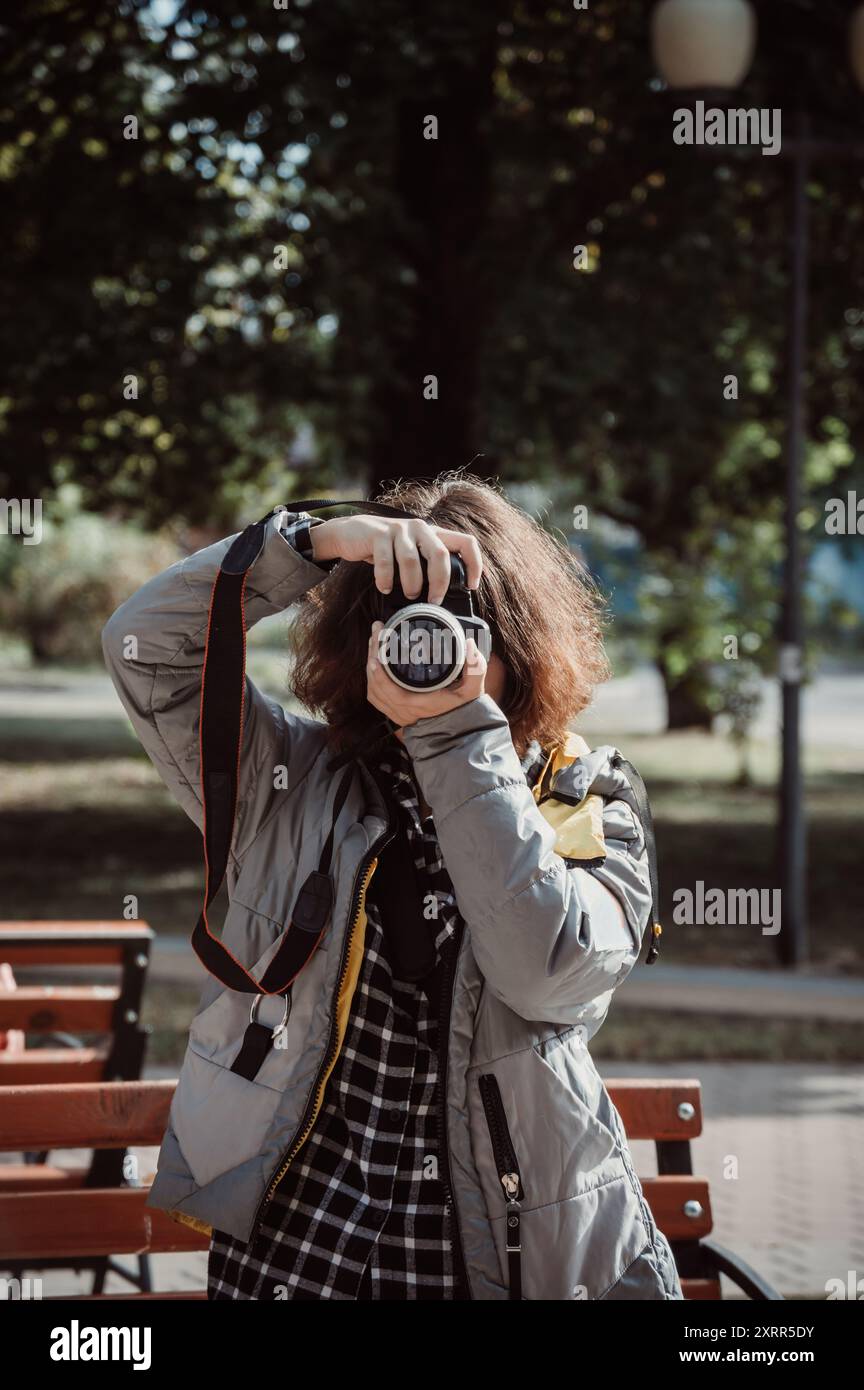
1, 0, 863, 1297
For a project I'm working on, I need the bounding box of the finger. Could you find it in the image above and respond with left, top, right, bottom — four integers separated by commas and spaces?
371, 534, 395, 594
366, 680, 387, 716
368, 628, 396, 686
414, 523, 452, 605
368, 681, 401, 723
434, 529, 483, 590
451, 637, 486, 692
452, 676, 485, 705
393, 528, 424, 599
367, 620, 382, 663
366, 649, 391, 714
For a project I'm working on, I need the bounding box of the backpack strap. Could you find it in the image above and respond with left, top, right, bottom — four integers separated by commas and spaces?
610, 754, 663, 964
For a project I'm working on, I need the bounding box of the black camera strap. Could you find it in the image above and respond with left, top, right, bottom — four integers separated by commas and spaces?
195, 498, 661, 1089
194, 498, 423, 1080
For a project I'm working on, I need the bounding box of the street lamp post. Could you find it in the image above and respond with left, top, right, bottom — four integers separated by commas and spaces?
779, 105, 810, 968
651, 0, 864, 968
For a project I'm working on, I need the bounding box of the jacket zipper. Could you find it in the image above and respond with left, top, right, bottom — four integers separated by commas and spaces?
251, 824, 394, 1236
435, 919, 473, 1299
478, 1072, 525, 1300
249, 780, 477, 1302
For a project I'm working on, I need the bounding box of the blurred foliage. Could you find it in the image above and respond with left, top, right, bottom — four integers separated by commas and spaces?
0, 0, 863, 717
0, 487, 179, 662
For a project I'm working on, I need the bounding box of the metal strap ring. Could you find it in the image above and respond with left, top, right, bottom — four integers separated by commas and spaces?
249, 990, 292, 1038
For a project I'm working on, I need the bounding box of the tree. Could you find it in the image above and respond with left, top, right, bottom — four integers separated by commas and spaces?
2, 0, 862, 722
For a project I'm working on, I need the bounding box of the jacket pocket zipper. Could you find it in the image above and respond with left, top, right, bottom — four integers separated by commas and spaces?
478, 1072, 524, 1301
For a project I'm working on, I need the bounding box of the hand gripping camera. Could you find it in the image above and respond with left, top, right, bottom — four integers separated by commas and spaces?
375, 552, 493, 693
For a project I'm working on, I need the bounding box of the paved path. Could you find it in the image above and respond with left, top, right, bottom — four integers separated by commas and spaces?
15, 929, 862, 1024
615, 963, 864, 1023
3, 666, 864, 750
602, 1060, 864, 1301
144, 936, 864, 1022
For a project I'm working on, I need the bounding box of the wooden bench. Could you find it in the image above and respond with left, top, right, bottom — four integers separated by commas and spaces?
0, 1075, 782, 1300
607, 1076, 782, 1300
0, 1080, 208, 1300
0, 921, 155, 1292
0, 920, 154, 1087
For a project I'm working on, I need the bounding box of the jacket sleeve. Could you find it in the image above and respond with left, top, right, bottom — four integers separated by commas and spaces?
400, 694, 651, 1025
101, 509, 333, 859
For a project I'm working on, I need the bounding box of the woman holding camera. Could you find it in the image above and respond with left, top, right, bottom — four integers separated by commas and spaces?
102, 472, 682, 1301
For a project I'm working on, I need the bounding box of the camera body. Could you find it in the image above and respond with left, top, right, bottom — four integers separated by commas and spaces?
376, 553, 492, 693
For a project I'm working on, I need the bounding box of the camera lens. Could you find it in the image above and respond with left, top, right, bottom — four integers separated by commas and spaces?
378, 606, 467, 692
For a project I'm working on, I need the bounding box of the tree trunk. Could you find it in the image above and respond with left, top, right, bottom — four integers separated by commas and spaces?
658, 654, 715, 731
22, 613, 56, 664
368, 46, 497, 492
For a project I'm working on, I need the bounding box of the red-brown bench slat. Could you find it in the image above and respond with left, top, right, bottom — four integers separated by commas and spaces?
63, 1291, 208, 1301
0, 986, 119, 1032
0, 1081, 173, 1151
0, 1047, 110, 1085
681, 1278, 723, 1299
641, 1175, 713, 1239
0, 920, 153, 967
2, 946, 127, 967
605, 1078, 702, 1139
0, 1189, 209, 1259
0, 1164, 90, 1191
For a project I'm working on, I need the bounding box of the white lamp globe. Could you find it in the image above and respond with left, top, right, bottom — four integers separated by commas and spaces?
652, 0, 757, 91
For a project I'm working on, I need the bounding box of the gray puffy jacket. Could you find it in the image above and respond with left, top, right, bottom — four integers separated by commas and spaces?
101, 510, 683, 1301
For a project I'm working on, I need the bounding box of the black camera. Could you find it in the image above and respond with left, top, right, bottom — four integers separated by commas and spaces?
375, 553, 492, 693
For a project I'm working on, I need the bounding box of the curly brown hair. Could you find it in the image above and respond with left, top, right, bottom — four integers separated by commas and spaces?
289, 472, 610, 759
